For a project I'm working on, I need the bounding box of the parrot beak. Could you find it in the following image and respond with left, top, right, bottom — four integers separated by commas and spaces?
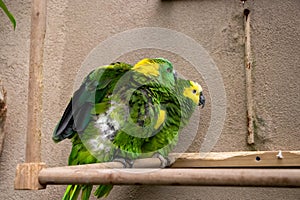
199, 92, 205, 108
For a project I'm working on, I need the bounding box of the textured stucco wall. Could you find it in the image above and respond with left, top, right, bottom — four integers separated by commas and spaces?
0, 0, 299, 199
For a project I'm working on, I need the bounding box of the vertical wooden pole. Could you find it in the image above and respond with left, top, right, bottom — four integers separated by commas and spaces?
14, 0, 47, 190
25, 0, 47, 163
244, 9, 255, 144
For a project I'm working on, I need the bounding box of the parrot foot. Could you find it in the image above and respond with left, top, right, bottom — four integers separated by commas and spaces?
112, 157, 134, 168
153, 153, 171, 168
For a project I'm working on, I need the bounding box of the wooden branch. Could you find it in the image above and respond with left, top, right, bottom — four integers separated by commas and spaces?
0, 81, 7, 156
39, 168, 300, 187
244, 9, 255, 144
26, 0, 47, 162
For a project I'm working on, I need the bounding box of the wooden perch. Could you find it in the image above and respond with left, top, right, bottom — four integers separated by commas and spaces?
39, 168, 300, 187
38, 151, 300, 187
15, 150, 300, 190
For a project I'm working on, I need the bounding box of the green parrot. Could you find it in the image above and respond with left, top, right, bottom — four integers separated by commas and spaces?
141, 78, 205, 158
53, 58, 179, 200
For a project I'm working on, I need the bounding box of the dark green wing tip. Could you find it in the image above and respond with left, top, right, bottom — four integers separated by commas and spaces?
52, 135, 62, 143
52, 127, 74, 143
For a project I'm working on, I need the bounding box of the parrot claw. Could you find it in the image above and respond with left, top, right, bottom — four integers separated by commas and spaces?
153, 153, 171, 168
112, 157, 134, 168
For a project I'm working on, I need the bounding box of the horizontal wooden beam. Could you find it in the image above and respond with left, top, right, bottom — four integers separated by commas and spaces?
39, 168, 300, 187
170, 151, 300, 168
15, 151, 300, 190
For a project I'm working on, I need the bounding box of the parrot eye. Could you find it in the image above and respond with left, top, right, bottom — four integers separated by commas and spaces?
192, 89, 197, 94
167, 68, 172, 73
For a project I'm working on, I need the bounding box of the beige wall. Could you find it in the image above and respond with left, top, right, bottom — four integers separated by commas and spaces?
0, 0, 299, 199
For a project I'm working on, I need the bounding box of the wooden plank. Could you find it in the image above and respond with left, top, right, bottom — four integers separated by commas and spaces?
38, 168, 300, 187
170, 151, 300, 168
25, 0, 47, 162
53, 151, 299, 168
14, 163, 46, 190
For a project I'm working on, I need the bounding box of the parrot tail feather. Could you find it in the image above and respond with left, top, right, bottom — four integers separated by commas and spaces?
94, 185, 113, 198
62, 185, 81, 200
81, 185, 93, 200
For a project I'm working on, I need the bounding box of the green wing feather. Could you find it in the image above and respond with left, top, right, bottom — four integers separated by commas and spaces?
56, 62, 133, 199
53, 62, 133, 142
